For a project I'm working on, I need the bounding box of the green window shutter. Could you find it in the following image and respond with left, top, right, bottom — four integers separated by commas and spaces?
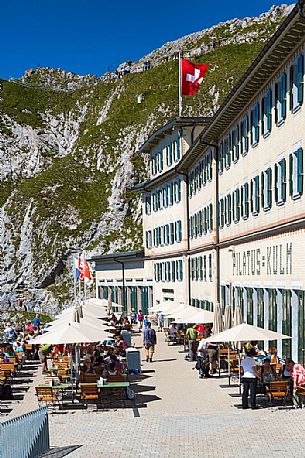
297, 54, 304, 105
261, 96, 265, 136
210, 204, 213, 231
289, 153, 293, 196
282, 159, 287, 202
250, 180, 254, 214
261, 171, 265, 209
281, 73, 287, 119
267, 168, 272, 209
275, 82, 279, 124
267, 89, 272, 132
297, 148, 303, 195
245, 183, 249, 218
290, 64, 294, 110
274, 163, 279, 203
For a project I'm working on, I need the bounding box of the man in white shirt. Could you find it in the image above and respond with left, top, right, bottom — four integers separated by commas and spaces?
241, 348, 260, 409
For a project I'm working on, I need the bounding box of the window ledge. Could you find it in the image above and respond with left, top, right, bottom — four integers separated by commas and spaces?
292, 104, 302, 115
251, 141, 259, 148
276, 200, 286, 207
276, 119, 285, 128
292, 194, 302, 201
263, 131, 271, 140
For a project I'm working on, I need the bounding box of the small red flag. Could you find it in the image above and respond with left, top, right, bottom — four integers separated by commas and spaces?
181, 59, 209, 96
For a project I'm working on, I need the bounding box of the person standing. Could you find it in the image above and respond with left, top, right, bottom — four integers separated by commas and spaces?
285, 359, 305, 407
137, 310, 144, 332
143, 322, 157, 363
186, 325, 198, 362
157, 311, 164, 332
241, 349, 260, 409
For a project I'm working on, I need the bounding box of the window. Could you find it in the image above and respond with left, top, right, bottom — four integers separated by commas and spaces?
250, 103, 260, 145
290, 53, 304, 112
199, 256, 203, 281
282, 289, 292, 358
233, 188, 240, 223
275, 72, 287, 124
145, 231, 152, 249
275, 158, 286, 205
261, 168, 272, 211
241, 183, 249, 220
170, 222, 175, 244
175, 220, 182, 242
198, 210, 203, 237
289, 147, 303, 199
240, 115, 249, 155
208, 204, 213, 231
203, 256, 207, 281
171, 261, 176, 282
145, 195, 151, 215
208, 254, 212, 281
169, 183, 174, 205
257, 289, 264, 328
231, 125, 239, 162
225, 194, 232, 226
202, 207, 207, 234
176, 260, 183, 281
268, 289, 277, 332
166, 145, 173, 167
224, 136, 231, 169
173, 139, 180, 162
218, 141, 224, 174
165, 224, 170, 245
219, 198, 224, 228
250, 175, 260, 215
207, 151, 213, 181
246, 288, 253, 325
174, 179, 181, 203
162, 187, 168, 208
262, 89, 272, 136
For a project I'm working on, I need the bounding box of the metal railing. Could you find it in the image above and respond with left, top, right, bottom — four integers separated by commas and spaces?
0, 407, 49, 458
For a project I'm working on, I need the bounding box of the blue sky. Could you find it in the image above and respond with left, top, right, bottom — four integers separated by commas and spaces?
1, 0, 292, 79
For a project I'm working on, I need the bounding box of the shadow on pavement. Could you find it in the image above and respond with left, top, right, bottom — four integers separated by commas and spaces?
41, 445, 82, 457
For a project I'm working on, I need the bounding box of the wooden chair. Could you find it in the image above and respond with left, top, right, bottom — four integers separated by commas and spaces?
35, 387, 59, 407
81, 373, 99, 383
0, 370, 12, 381
107, 374, 126, 382
265, 381, 289, 406
80, 384, 99, 407
0, 364, 15, 377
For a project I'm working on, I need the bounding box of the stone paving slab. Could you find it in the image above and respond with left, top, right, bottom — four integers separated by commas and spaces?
46, 334, 305, 458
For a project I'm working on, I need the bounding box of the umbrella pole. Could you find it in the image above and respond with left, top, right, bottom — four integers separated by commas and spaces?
75, 344, 80, 389
228, 345, 231, 386
70, 345, 74, 403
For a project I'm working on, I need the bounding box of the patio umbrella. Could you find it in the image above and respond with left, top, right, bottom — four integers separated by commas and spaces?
173, 309, 214, 324
32, 321, 110, 345
205, 323, 292, 343
107, 289, 112, 315
212, 302, 223, 335
223, 305, 233, 330
233, 305, 243, 326
149, 301, 182, 313
162, 304, 189, 317
46, 314, 109, 333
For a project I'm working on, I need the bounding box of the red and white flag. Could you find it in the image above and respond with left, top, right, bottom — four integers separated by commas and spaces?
181, 59, 209, 96
79, 257, 92, 284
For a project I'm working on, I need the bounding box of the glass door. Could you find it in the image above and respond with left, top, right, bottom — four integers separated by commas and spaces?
298, 291, 305, 365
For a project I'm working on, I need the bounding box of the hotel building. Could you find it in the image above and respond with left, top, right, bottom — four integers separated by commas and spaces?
92, 2, 305, 362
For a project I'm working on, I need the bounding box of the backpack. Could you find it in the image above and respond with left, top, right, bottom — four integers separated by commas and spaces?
148, 329, 156, 345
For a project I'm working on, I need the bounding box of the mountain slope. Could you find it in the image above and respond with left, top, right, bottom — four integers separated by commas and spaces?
0, 4, 293, 311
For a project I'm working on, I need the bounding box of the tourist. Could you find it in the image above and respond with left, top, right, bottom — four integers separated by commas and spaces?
240, 348, 260, 410
157, 311, 164, 332
143, 322, 157, 363
130, 308, 136, 324
185, 325, 198, 362
143, 315, 149, 327
32, 313, 42, 327
137, 309, 144, 332
285, 358, 305, 406
261, 359, 276, 384
197, 338, 210, 378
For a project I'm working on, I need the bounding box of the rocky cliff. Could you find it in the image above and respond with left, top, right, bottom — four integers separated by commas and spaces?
0, 4, 294, 312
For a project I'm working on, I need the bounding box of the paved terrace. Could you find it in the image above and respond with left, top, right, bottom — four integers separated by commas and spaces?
3, 333, 305, 457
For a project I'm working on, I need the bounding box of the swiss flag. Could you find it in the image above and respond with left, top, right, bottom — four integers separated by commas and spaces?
181, 59, 209, 96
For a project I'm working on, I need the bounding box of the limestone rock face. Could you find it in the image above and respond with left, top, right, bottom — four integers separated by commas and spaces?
0, 4, 292, 312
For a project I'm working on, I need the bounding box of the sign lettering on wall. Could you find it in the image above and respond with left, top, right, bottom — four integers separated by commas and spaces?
232, 243, 292, 277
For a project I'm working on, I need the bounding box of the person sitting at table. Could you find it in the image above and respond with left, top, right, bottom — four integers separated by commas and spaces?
116, 336, 127, 353
84, 360, 97, 375
103, 361, 119, 378
261, 359, 276, 384
285, 358, 305, 406
110, 314, 117, 326
267, 347, 279, 364
5, 345, 15, 358
245, 341, 258, 356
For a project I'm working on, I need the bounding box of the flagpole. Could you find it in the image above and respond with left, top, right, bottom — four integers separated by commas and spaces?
178, 49, 182, 117
83, 252, 86, 305
73, 257, 77, 308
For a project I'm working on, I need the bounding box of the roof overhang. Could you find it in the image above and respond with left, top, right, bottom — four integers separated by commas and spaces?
88, 250, 144, 264
139, 116, 211, 154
